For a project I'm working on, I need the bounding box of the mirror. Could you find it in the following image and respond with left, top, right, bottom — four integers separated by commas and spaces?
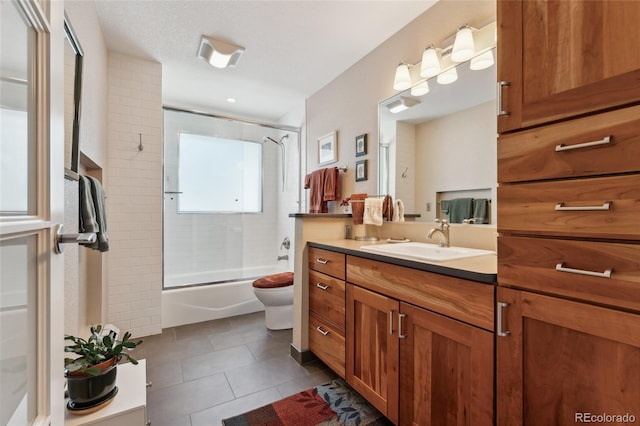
378, 48, 497, 223
64, 14, 83, 180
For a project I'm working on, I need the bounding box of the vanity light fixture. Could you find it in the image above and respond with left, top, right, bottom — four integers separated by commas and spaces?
436, 67, 458, 85
420, 46, 441, 78
393, 63, 412, 91
470, 50, 494, 70
197, 35, 245, 69
387, 97, 420, 114
451, 26, 475, 62
410, 80, 429, 96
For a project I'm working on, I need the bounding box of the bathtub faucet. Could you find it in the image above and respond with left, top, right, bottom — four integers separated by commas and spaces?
281, 237, 290, 250
277, 255, 289, 261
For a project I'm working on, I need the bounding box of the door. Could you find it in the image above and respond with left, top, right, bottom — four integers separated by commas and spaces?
497, 0, 640, 133
399, 302, 494, 426
1, 1, 65, 425
346, 284, 399, 424
496, 287, 640, 426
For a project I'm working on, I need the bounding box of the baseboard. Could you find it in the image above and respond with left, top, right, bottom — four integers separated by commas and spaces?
290, 343, 317, 365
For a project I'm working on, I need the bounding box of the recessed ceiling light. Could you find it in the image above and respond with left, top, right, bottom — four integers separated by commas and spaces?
226, 97, 236, 103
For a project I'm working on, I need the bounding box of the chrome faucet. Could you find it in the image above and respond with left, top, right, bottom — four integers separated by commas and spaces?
427, 218, 450, 247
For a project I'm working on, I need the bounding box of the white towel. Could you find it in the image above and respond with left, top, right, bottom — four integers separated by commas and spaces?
393, 199, 405, 222
363, 198, 383, 226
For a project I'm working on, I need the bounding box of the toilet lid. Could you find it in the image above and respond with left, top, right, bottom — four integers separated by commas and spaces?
252, 272, 294, 289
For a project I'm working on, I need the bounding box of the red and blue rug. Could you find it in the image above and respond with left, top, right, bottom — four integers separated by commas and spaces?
221, 379, 392, 426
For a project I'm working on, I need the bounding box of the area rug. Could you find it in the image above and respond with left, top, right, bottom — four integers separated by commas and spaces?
221, 378, 393, 426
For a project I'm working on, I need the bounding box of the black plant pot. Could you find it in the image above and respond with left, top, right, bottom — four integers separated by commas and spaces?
66, 361, 118, 407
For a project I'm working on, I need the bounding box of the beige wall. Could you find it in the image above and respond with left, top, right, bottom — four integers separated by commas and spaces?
305, 0, 496, 210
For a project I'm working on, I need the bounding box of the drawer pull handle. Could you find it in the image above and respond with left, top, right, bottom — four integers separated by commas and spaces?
398, 313, 407, 339
316, 258, 329, 264
555, 202, 611, 211
316, 282, 329, 290
497, 302, 510, 337
555, 263, 612, 279
316, 326, 330, 336
555, 135, 611, 152
497, 81, 510, 116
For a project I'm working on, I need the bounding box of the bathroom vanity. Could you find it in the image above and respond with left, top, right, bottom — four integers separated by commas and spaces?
306, 240, 496, 425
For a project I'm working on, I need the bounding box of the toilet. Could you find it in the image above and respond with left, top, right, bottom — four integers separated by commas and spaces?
252, 272, 294, 330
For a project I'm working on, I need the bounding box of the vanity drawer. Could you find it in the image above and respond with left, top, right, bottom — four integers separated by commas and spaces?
308, 247, 346, 279
498, 236, 640, 313
498, 104, 640, 183
309, 312, 345, 378
309, 270, 345, 330
498, 174, 640, 240
346, 255, 494, 331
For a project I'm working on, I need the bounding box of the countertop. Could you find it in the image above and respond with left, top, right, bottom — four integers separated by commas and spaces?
308, 239, 497, 284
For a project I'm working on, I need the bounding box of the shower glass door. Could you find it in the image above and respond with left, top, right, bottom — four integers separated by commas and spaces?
163, 108, 300, 289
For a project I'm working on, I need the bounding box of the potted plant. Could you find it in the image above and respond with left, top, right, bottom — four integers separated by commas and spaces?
64, 324, 143, 409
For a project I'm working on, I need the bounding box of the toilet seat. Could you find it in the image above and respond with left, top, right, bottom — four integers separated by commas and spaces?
252, 272, 293, 289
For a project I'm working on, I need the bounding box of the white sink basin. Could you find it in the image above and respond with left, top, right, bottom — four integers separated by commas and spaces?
360, 242, 495, 262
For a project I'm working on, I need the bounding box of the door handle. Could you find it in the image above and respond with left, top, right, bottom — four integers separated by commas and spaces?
497, 302, 510, 337
54, 224, 96, 254
398, 313, 407, 339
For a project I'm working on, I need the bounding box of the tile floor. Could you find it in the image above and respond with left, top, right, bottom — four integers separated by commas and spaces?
130, 311, 337, 426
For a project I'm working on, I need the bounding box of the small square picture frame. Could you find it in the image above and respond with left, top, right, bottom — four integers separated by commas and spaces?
317, 131, 337, 166
355, 159, 368, 182
355, 133, 367, 157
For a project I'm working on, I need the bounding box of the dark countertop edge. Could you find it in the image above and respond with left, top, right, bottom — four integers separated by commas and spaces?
289, 213, 421, 218
308, 241, 497, 285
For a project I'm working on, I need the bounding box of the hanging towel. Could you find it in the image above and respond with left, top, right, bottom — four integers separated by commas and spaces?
440, 199, 451, 221
79, 176, 99, 234
323, 167, 340, 203
382, 195, 394, 222
393, 199, 405, 222
363, 197, 384, 226
79, 175, 110, 252
350, 193, 367, 225
447, 197, 474, 223
304, 168, 328, 213
473, 198, 490, 224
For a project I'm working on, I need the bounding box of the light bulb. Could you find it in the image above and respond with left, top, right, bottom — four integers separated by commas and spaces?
393, 63, 411, 91
410, 80, 429, 96
470, 50, 494, 70
451, 26, 475, 62
420, 47, 440, 78
436, 67, 458, 85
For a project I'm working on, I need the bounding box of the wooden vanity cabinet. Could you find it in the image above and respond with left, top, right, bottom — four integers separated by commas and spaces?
496, 287, 640, 426
497, 0, 640, 133
308, 247, 346, 377
346, 256, 495, 426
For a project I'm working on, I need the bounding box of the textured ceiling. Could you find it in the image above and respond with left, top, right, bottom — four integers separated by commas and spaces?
93, 0, 437, 123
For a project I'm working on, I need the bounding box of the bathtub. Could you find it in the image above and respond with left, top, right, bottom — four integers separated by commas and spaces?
162, 265, 290, 328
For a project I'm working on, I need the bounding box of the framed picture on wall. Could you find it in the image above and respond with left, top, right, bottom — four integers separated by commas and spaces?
317, 131, 337, 166
355, 159, 368, 182
355, 133, 367, 157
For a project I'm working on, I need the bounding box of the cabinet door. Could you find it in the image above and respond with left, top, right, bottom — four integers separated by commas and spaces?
497, 0, 640, 133
399, 303, 493, 426
496, 287, 640, 426
346, 284, 399, 424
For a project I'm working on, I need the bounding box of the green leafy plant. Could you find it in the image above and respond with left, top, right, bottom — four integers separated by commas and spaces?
64, 324, 143, 376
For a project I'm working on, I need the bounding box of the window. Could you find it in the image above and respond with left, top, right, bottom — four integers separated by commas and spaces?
178, 133, 262, 213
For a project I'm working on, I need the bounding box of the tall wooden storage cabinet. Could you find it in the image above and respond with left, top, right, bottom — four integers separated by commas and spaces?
496, 1, 640, 425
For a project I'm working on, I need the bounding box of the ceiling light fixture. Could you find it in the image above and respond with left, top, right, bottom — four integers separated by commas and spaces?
197, 35, 245, 69
387, 97, 420, 114
393, 63, 412, 91
226, 97, 237, 103
451, 26, 475, 62
420, 46, 441, 79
